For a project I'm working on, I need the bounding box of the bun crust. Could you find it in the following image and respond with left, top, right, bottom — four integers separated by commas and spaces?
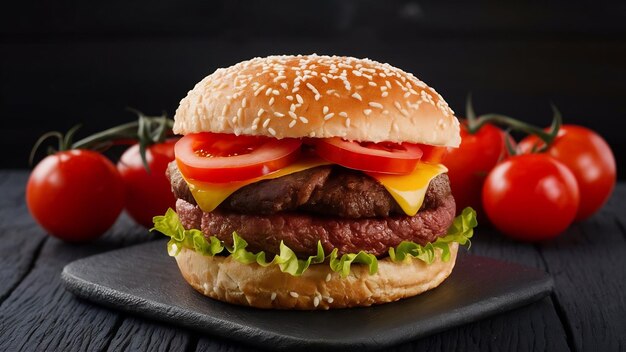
174, 243, 458, 310
174, 55, 460, 147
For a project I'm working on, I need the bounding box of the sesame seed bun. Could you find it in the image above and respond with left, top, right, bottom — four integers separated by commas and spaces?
174, 54, 460, 147
174, 243, 458, 310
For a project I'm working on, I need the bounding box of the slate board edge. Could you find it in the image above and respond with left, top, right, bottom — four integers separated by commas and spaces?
61, 249, 554, 352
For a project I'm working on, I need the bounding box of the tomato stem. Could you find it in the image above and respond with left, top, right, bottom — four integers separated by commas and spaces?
30, 109, 175, 168
464, 96, 563, 153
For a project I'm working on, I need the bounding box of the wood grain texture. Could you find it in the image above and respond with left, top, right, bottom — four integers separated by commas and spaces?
0, 172, 47, 303
106, 317, 194, 352
0, 171, 159, 351
536, 187, 626, 351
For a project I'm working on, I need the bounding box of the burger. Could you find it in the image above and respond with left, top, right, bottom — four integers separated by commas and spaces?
152, 54, 477, 310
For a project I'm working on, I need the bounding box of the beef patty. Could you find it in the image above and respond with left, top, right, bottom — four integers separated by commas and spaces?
167, 162, 451, 218
176, 194, 456, 258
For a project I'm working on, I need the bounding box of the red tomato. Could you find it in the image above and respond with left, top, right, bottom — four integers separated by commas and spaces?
117, 140, 177, 228
175, 133, 302, 182
420, 145, 448, 164
26, 150, 125, 241
315, 138, 423, 174
518, 125, 616, 221
482, 154, 580, 241
444, 123, 509, 215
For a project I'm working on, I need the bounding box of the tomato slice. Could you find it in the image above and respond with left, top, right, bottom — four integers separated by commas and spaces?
315, 138, 423, 174
420, 145, 448, 164
175, 133, 302, 182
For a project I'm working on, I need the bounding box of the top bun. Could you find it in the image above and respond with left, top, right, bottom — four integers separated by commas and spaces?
174, 55, 460, 147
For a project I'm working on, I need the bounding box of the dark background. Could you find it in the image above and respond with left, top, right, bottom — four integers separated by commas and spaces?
2, 0, 625, 178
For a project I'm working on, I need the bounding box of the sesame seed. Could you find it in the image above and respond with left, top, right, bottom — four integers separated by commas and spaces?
362, 74, 373, 80
263, 119, 271, 128
323, 106, 329, 114
272, 89, 280, 96
381, 86, 388, 91
306, 82, 320, 96
288, 111, 297, 119
237, 107, 243, 118
339, 112, 348, 118
271, 292, 277, 301
321, 76, 328, 83
394, 101, 402, 111
299, 116, 309, 123
352, 70, 363, 77
404, 91, 411, 98
292, 87, 299, 93
257, 108, 265, 117
268, 97, 275, 106
274, 112, 284, 117
363, 109, 372, 116
254, 85, 265, 96
221, 105, 228, 116
345, 118, 351, 128
203, 283, 209, 293
290, 291, 299, 298
401, 109, 410, 116
268, 127, 276, 136
290, 104, 296, 112
289, 120, 297, 128
309, 131, 316, 137
385, 81, 392, 89
286, 95, 294, 101
296, 94, 304, 104
314, 296, 320, 307
273, 75, 286, 82
325, 273, 331, 282
265, 87, 273, 96
314, 94, 321, 101
231, 116, 237, 124
368, 81, 377, 86
351, 92, 362, 101
324, 113, 334, 120
242, 97, 247, 108
252, 117, 260, 126
382, 92, 389, 97
369, 102, 383, 109
280, 82, 288, 90
327, 297, 334, 303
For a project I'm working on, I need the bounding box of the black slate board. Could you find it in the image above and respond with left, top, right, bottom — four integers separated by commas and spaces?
62, 240, 553, 351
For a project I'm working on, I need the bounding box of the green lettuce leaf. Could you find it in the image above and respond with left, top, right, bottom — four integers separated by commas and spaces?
151, 207, 477, 277
329, 249, 378, 278
388, 207, 477, 263
227, 233, 326, 276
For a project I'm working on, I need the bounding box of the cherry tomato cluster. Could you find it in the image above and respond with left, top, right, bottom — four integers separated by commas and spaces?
444, 104, 616, 241
27, 112, 178, 242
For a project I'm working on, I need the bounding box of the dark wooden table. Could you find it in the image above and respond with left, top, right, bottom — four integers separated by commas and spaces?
1, 170, 625, 351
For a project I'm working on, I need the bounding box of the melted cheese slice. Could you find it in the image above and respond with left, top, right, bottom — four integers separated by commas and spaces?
182, 158, 446, 216
367, 162, 447, 216
183, 157, 331, 212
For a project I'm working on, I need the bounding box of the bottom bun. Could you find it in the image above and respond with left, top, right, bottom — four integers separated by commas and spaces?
174, 242, 458, 310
